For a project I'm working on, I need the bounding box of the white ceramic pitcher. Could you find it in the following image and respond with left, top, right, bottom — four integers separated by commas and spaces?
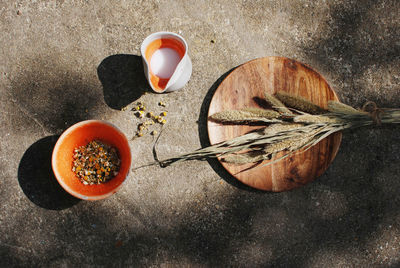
140, 31, 192, 93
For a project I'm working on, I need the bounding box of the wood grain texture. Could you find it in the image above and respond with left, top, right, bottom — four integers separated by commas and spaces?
207, 57, 342, 192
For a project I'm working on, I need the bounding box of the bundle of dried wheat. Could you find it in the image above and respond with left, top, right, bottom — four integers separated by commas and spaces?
148, 90, 400, 168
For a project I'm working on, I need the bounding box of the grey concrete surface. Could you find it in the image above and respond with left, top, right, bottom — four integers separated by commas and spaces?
1, 0, 400, 267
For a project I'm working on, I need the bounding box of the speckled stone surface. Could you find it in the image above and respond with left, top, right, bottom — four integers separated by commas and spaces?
1, 0, 399, 266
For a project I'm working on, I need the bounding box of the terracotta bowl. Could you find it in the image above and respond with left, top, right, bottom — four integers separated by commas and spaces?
52, 120, 132, 200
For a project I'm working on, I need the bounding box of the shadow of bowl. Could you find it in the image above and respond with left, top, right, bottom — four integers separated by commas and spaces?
18, 135, 81, 210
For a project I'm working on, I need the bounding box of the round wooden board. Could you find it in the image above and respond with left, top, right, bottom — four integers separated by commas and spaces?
207, 57, 342, 192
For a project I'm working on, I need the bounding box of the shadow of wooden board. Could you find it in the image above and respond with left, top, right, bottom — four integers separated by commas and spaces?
207, 57, 342, 192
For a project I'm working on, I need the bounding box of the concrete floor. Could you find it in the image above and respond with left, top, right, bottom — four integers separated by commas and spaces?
1, 0, 400, 266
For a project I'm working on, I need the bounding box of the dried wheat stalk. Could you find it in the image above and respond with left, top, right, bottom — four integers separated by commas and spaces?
137, 91, 400, 169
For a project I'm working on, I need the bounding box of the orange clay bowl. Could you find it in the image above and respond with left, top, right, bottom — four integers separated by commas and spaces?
52, 120, 132, 200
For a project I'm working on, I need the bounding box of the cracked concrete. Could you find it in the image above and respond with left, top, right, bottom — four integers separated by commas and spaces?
1, 0, 400, 267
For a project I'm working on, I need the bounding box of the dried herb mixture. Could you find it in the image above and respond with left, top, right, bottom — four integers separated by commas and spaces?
72, 140, 121, 185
